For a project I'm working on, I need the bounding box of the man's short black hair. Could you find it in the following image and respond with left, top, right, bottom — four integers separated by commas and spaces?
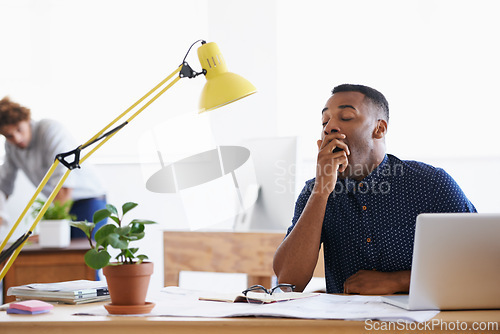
332, 84, 389, 122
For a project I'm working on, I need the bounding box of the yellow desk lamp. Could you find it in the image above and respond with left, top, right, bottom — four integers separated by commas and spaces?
0, 40, 256, 280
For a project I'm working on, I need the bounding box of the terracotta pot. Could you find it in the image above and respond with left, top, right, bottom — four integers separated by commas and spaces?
103, 262, 154, 306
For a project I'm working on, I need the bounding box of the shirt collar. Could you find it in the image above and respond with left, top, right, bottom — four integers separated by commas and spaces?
336, 154, 389, 193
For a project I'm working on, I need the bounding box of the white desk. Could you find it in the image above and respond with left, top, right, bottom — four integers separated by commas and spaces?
1, 299, 499, 334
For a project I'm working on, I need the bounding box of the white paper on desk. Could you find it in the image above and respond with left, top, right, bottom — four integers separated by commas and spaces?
240, 294, 439, 322
159, 288, 440, 322
25, 280, 107, 292
74, 288, 439, 322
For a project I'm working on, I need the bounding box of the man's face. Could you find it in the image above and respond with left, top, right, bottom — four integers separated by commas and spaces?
0, 120, 32, 149
321, 91, 379, 179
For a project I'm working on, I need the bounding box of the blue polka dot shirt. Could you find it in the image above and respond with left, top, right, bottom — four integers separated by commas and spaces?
286, 154, 477, 293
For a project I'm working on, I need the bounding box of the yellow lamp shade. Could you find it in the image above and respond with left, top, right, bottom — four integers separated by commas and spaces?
197, 42, 257, 113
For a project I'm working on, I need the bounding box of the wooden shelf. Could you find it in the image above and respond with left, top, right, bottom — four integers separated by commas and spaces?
2, 238, 95, 303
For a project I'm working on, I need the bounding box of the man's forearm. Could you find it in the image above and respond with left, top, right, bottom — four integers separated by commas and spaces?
344, 270, 411, 295
54, 187, 73, 204
274, 132, 346, 291
273, 192, 329, 291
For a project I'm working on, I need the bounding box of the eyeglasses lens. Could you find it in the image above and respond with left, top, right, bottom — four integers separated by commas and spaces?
274, 285, 294, 293
245, 286, 268, 304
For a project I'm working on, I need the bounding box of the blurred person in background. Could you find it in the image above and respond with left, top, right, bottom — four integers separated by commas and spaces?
0, 96, 107, 238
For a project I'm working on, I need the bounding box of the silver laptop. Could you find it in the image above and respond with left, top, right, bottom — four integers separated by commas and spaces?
383, 213, 500, 310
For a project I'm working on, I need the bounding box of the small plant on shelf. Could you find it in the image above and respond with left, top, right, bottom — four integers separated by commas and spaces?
70, 202, 157, 270
31, 198, 76, 220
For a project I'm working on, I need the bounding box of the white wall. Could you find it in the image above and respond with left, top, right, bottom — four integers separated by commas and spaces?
275, 0, 500, 213
0, 0, 210, 162
1, 0, 499, 295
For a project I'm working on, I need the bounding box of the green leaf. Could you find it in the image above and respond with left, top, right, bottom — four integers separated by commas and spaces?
116, 226, 131, 236
108, 216, 120, 225
122, 202, 138, 216
129, 222, 145, 234
93, 209, 111, 224
130, 219, 157, 225
106, 204, 118, 216
94, 224, 116, 247
84, 248, 111, 269
136, 255, 148, 264
107, 233, 128, 249
124, 231, 145, 241
69, 221, 95, 239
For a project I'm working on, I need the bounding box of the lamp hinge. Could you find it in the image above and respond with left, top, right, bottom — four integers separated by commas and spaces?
179, 62, 206, 79
56, 148, 82, 170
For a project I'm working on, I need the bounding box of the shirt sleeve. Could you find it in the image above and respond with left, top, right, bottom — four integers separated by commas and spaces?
286, 179, 315, 237
0, 143, 19, 197
38, 120, 79, 191
431, 168, 477, 213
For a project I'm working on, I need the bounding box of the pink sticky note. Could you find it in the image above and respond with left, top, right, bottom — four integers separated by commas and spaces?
9, 300, 54, 312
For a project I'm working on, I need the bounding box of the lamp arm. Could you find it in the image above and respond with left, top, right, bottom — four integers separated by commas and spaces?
0, 231, 31, 264
0, 165, 71, 280
0, 64, 184, 281
56, 121, 128, 170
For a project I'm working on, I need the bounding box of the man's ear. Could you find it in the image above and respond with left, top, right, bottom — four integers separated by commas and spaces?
373, 119, 388, 139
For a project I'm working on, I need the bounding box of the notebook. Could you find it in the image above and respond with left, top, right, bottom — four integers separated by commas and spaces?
382, 213, 500, 310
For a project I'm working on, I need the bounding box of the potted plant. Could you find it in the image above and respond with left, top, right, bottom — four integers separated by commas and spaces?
70, 202, 157, 314
31, 199, 76, 248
